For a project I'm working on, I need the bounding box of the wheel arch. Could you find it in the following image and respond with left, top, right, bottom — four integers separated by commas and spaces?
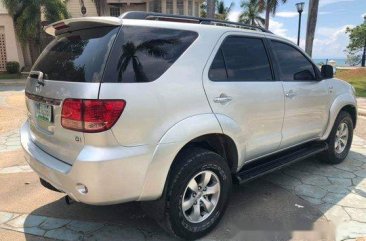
173, 133, 239, 174
138, 114, 239, 201
321, 93, 357, 140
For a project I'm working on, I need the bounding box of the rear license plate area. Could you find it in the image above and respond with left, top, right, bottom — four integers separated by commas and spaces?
36, 103, 53, 123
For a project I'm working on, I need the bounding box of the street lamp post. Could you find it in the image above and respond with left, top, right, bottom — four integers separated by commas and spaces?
362, 16, 366, 67
296, 2, 305, 46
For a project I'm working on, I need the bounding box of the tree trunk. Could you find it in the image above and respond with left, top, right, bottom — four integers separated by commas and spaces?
265, 1, 270, 30
95, 0, 101, 16
362, 38, 366, 67
207, 0, 215, 18
305, 0, 319, 57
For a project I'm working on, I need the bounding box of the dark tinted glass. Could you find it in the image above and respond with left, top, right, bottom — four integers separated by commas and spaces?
271, 41, 316, 81
209, 36, 272, 82
103, 26, 198, 83
208, 49, 227, 81
32, 27, 119, 82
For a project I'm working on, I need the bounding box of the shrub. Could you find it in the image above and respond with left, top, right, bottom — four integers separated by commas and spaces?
6, 61, 20, 74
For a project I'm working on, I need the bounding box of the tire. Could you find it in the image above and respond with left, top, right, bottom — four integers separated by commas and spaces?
321, 111, 353, 164
161, 147, 232, 240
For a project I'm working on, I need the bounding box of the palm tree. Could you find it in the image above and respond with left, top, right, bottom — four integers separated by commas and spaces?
239, 0, 265, 26
1, 0, 69, 64
305, 0, 319, 57
215, 0, 234, 20
117, 39, 178, 82
91, 0, 102, 16
258, 0, 287, 30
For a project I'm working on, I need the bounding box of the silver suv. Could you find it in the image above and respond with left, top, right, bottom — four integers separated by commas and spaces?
21, 12, 357, 240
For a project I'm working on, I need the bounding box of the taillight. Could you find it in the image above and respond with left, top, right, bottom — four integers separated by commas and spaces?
61, 99, 126, 133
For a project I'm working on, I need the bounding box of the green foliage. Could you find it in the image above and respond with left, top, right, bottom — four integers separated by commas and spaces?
6, 61, 20, 74
215, 0, 234, 20
258, 0, 287, 15
239, 0, 265, 26
345, 54, 361, 66
200, 0, 207, 18
346, 23, 366, 52
1, 0, 69, 44
345, 23, 366, 66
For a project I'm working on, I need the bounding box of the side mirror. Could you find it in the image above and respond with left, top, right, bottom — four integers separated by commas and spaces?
321, 65, 334, 79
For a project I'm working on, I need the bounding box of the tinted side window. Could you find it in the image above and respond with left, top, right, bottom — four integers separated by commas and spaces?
208, 49, 227, 81
271, 41, 317, 81
209, 36, 272, 82
103, 26, 198, 83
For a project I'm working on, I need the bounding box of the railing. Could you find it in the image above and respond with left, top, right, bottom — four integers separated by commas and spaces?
119, 11, 273, 34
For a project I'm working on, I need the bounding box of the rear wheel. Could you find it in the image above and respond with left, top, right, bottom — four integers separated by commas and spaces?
321, 111, 353, 164
162, 148, 232, 240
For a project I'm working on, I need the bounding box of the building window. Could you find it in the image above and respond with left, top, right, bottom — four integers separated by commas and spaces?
188, 0, 193, 15
110, 7, 121, 17
166, 0, 173, 14
149, 0, 161, 12
0, 31, 6, 72
177, 0, 184, 15
194, 1, 199, 16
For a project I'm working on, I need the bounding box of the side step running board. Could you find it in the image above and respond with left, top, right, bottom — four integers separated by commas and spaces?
235, 142, 328, 184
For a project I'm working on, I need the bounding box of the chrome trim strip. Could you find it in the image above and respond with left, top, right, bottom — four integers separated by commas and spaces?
25, 92, 62, 106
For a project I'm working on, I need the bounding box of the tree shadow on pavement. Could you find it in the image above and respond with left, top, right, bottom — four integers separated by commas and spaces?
19, 140, 366, 241
23, 175, 336, 241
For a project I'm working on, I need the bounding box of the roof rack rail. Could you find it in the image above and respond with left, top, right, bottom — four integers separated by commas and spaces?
119, 11, 273, 34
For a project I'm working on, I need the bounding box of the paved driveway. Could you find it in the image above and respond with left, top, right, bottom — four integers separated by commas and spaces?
0, 85, 365, 241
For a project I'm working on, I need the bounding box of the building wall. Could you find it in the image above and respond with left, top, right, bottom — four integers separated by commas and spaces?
66, 0, 98, 18
104, 0, 201, 17
0, 3, 25, 71
121, 4, 147, 13
145, 0, 200, 16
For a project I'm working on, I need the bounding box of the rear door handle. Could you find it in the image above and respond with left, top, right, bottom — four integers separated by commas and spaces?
214, 94, 232, 104
285, 90, 296, 98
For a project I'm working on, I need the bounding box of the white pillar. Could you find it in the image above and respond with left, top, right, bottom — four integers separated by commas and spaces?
184, 0, 188, 15
162, 0, 167, 13
173, 0, 177, 14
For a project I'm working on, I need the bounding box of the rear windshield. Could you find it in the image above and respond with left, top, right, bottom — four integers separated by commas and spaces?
103, 26, 198, 83
32, 26, 119, 82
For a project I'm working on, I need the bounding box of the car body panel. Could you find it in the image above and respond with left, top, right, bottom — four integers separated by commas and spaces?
99, 21, 220, 146
21, 16, 357, 205
202, 31, 285, 166
280, 79, 331, 148
25, 78, 100, 164
139, 114, 222, 200
320, 78, 357, 140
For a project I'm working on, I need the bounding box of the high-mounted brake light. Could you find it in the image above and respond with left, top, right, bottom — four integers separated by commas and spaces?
53, 22, 69, 30
61, 99, 126, 133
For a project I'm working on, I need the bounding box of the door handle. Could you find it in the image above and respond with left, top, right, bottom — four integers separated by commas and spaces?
213, 94, 232, 104
285, 90, 296, 98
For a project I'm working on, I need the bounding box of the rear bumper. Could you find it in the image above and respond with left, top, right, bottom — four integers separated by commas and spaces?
21, 121, 155, 205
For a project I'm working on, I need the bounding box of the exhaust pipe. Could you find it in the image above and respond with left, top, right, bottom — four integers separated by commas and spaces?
65, 195, 75, 205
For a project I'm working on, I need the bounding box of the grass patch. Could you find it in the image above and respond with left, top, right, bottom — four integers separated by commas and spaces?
335, 68, 366, 97
0, 73, 23, 80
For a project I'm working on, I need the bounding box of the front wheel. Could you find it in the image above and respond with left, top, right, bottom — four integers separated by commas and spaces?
163, 148, 232, 240
321, 111, 353, 164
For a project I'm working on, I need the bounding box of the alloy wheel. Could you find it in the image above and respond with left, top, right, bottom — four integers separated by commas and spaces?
182, 170, 221, 223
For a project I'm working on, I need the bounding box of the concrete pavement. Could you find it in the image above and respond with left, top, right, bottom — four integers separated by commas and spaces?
0, 79, 25, 86
358, 98, 366, 117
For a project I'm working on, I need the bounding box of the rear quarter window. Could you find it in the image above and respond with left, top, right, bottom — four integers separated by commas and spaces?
32, 27, 119, 82
103, 26, 198, 83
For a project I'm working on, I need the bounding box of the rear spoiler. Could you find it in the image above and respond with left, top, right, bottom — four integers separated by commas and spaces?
44, 17, 122, 36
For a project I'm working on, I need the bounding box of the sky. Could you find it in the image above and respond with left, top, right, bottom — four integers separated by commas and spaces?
227, 0, 366, 59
